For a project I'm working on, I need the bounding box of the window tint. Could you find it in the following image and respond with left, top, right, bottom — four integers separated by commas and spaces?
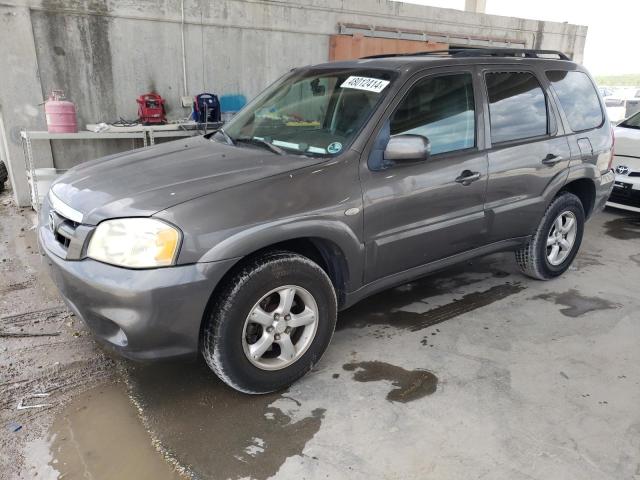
486, 72, 548, 144
390, 73, 475, 155
546, 70, 603, 131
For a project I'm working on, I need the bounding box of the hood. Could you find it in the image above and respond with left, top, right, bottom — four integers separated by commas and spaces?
614, 125, 640, 158
50, 136, 324, 225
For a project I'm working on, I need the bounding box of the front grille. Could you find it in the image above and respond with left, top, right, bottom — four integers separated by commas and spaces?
610, 185, 640, 208
628, 172, 640, 177
49, 210, 80, 251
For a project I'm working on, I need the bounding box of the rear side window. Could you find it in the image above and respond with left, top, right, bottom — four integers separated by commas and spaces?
390, 73, 475, 155
546, 70, 603, 132
486, 72, 548, 144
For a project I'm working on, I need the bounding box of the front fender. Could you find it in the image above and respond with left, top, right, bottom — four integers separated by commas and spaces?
154, 152, 365, 291
198, 217, 364, 290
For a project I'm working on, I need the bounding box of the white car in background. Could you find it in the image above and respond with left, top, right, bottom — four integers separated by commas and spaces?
608, 111, 640, 212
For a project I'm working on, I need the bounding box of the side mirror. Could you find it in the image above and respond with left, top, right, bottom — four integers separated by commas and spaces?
383, 134, 431, 163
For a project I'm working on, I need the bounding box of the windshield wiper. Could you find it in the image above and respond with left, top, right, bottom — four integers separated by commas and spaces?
217, 128, 235, 145
236, 137, 286, 155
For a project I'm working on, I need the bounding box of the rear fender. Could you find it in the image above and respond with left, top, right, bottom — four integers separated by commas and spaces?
510, 167, 570, 235
564, 163, 600, 184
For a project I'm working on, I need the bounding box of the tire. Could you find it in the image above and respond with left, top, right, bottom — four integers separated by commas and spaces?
0, 161, 7, 193
515, 192, 585, 280
202, 250, 337, 394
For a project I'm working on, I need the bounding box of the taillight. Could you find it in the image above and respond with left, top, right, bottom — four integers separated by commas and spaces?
609, 127, 615, 170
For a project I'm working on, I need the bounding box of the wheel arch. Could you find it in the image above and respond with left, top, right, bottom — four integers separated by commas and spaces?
199, 219, 362, 291
541, 165, 598, 220
197, 233, 354, 354
248, 236, 352, 304
558, 177, 596, 218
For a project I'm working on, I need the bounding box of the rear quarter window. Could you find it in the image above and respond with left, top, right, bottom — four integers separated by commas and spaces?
546, 70, 603, 132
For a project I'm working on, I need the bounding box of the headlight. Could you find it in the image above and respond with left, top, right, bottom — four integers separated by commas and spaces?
87, 218, 181, 268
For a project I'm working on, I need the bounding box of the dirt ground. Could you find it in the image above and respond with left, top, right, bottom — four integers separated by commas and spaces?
1, 184, 639, 480
0, 186, 120, 479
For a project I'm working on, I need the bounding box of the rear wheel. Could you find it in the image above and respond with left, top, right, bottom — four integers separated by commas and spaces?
202, 251, 337, 394
515, 192, 585, 280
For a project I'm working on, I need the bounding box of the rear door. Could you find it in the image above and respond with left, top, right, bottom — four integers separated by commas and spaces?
482, 68, 572, 242
361, 67, 489, 283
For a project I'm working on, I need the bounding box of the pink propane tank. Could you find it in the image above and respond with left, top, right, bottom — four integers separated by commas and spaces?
45, 90, 78, 133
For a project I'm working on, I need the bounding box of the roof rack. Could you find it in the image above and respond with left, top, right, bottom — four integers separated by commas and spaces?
362, 47, 571, 61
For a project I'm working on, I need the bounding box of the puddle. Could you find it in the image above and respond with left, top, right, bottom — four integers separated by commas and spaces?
48, 382, 180, 479
339, 282, 524, 332
340, 259, 514, 328
343, 361, 438, 403
573, 252, 604, 269
126, 361, 325, 480
535, 289, 619, 317
604, 216, 640, 240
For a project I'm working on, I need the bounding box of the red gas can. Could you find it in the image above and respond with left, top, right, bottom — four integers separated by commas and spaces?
45, 90, 78, 133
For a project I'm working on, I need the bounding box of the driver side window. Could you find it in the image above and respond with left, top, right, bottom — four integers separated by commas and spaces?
390, 73, 476, 155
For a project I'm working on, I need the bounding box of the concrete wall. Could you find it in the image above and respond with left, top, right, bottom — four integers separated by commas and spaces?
0, 0, 588, 206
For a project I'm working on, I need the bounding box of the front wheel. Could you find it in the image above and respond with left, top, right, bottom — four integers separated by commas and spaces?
202, 251, 337, 394
515, 192, 585, 280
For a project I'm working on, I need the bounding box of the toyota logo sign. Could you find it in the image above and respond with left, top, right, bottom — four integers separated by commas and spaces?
616, 165, 630, 175
48, 211, 56, 233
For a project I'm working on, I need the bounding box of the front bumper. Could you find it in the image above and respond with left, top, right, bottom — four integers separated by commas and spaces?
606, 172, 640, 213
38, 225, 238, 360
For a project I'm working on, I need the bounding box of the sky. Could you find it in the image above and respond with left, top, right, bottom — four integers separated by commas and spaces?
394, 0, 639, 75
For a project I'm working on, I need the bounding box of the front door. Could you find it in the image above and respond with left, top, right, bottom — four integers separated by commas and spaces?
361, 69, 489, 283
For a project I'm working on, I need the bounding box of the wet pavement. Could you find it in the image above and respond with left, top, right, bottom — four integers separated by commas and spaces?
2, 184, 640, 479
125, 361, 326, 480
47, 384, 180, 480
342, 361, 438, 403
534, 289, 619, 317
0, 189, 116, 480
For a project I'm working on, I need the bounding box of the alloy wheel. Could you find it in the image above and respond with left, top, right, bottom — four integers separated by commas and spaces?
546, 210, 577, 266
242, 285, 319, 371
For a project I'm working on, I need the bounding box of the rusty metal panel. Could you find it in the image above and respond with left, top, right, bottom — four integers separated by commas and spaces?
329, 34, 448, 61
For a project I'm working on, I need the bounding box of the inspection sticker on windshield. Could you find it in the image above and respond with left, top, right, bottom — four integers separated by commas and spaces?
341, 76, 390, 93
327, 142, 342, 154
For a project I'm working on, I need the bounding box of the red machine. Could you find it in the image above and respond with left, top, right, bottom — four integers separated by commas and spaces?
136, 93, 166, 125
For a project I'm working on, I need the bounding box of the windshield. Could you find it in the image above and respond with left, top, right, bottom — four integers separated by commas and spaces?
215, 68, 396, 156
619, 111, 640, 129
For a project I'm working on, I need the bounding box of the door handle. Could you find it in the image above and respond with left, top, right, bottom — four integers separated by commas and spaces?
455, 170, 481, 186
542, 153, 563, 166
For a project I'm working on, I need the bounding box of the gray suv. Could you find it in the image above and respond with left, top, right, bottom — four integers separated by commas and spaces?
39, 49, 615, 393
